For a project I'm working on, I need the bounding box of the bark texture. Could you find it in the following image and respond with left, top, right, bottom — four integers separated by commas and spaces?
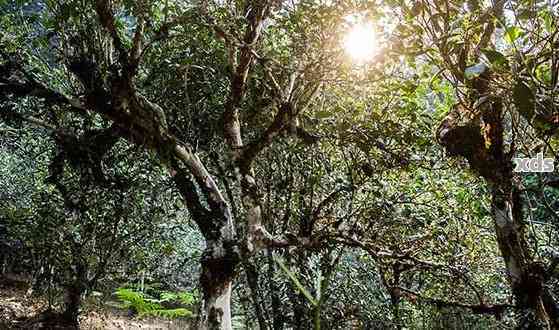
438, 80, 558, 327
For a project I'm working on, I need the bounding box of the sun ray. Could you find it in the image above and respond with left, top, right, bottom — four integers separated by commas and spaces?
344, 22, 378, 62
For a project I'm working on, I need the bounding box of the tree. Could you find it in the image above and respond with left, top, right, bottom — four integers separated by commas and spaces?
387, 0, 559, 326
0, 109, 186, 325
1, 0, 329, 327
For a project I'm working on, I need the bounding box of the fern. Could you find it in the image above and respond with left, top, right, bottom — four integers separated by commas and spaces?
115, 288, 147, 309
114, 287, 194, 319
177, 291, 196, 306
157, 291, 196, 305
159, 291, 178, 302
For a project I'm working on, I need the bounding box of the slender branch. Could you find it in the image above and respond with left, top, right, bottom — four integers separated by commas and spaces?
238, 102, 291, 172
395, 286, 513, 318
3, 110, 58, 131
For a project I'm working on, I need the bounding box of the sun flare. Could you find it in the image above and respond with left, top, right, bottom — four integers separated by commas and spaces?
344, 22, 378, 62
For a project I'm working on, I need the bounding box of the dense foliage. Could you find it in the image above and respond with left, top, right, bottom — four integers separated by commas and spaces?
1, 0, 558, 329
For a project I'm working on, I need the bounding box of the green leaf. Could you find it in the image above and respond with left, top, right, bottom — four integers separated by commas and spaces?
481, 49, 508, 69
513, 81, 535, 120
59, 3, 76, 21
504, 26, 523, 44
535, 63, 552, 84
160, 292, 178, 302
533, 114, 555, 133
115, 287, 193, 319
464, 63, 488, 79
178, 291, 196, 305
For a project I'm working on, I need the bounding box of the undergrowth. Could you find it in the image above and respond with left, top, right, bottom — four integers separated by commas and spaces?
114, 286, 195, 319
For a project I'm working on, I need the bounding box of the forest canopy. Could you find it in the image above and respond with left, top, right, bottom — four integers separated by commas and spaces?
0, 0, 559, 329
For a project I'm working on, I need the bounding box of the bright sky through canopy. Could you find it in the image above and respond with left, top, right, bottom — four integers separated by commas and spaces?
344, 22, 378, 62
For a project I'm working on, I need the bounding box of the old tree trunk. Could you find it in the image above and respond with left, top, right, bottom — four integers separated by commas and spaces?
438, 94, 558, 327
171, 156, 239, 329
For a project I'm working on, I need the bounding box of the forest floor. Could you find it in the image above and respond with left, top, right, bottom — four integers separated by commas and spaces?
0, 274, 191, 329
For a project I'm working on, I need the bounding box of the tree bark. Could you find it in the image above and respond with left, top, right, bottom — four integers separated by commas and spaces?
62, 282, 83, 325
199, 249, 235, 330
62, 252, 87, 326
491, 183, 555, 328
171, 156, 239, 330
187, 212, 239, 330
